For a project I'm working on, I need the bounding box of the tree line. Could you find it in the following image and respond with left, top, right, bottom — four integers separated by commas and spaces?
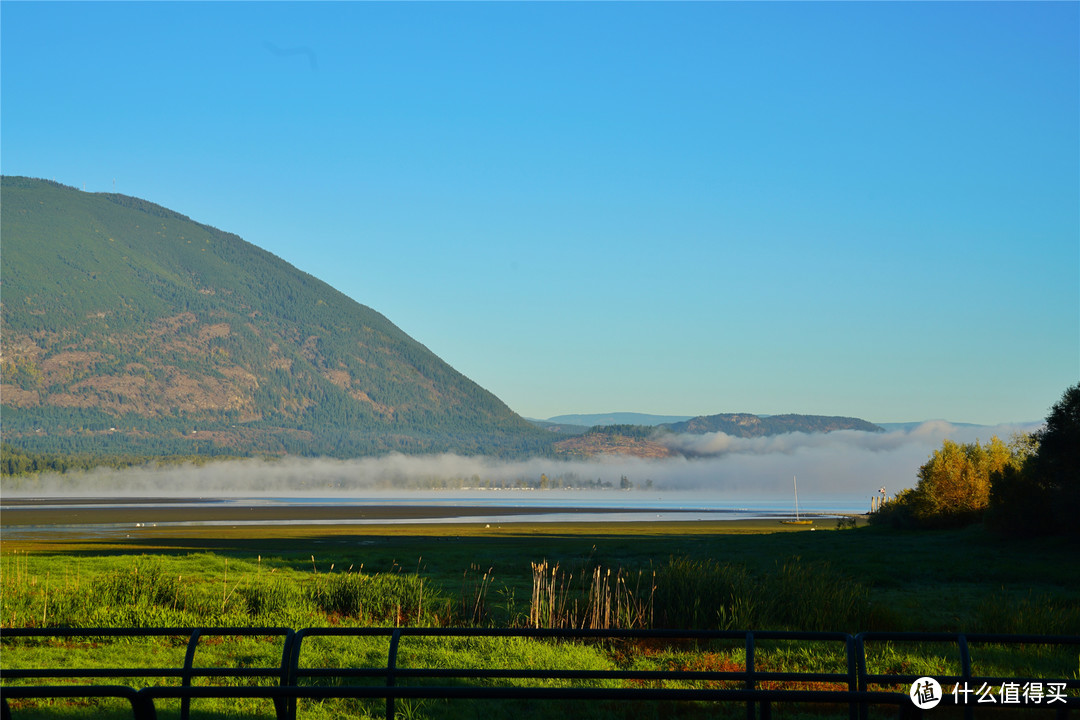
871, 383, 1079, 537
0, 443, 233, 477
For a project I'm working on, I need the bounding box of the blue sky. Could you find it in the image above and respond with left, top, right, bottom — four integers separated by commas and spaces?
2, 1, 1077, 425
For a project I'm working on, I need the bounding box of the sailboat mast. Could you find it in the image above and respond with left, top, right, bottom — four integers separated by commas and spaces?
794, 475, 799, 521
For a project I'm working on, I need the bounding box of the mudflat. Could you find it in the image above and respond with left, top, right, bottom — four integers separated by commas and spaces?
0, 500, 652, 526
0, 497, 836, 551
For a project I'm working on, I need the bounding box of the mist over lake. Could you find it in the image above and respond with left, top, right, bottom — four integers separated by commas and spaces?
2, 422, 1038, 513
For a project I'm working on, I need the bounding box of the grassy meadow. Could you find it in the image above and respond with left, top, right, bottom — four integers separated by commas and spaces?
2, 519, 1078, 718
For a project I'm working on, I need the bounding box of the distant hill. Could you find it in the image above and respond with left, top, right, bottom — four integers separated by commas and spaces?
553, 432, 675, 459
528, 420, 591, 436
0, 177, 553, 457
662, 413, 883, 436
550, 414, 883, 459
545, 412, 694, 427
876, 421, 992, 432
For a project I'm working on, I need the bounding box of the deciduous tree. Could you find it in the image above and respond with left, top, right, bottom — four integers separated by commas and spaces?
909, 436, 1016, 526
874, 435, 1024, 529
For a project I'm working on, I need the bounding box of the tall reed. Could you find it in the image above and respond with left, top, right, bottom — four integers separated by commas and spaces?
529, 561, 655, 630
460, 564, 494, 625
530, 561, 571, 629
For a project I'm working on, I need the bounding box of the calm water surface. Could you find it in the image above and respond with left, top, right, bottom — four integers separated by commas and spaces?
1, 491, 869, 536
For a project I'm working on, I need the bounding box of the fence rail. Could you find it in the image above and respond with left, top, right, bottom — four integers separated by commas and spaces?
2, 628, 1077, 720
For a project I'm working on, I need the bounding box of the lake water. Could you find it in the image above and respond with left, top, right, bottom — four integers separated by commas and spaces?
1, 490, 870, 536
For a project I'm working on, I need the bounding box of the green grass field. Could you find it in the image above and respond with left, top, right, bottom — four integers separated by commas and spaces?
3, 520, 1078, 718
9, 518, 1073, 631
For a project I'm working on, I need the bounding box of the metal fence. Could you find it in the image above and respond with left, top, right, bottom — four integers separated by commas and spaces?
2, 627, 1077, 720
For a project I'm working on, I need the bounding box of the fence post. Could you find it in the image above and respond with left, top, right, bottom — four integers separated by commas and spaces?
745, 631, 755, 720
275, 630, 296, 720
181, 629, 202, 720
386, 628, 402, 720
845, 633, 858, 720
133, 688, 159, 720
284, 629, 307, 720
854, 633, 869, 720
958, 634, 973, 720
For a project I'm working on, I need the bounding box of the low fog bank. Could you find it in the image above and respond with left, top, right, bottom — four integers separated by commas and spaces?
656, 420, 1039, 457
1, 421, 1041, 502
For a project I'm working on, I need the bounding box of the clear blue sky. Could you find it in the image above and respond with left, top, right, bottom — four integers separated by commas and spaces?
3, 1, 1077, 425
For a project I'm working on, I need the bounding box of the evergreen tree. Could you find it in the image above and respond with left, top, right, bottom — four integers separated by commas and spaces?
987, 384, 1080, 537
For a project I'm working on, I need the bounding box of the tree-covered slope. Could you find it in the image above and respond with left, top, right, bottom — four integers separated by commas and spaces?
0, 177, 552, 457
662, 413, 883, 436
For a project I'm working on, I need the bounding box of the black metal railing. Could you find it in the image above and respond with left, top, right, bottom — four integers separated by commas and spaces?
2, 627, 1077, 719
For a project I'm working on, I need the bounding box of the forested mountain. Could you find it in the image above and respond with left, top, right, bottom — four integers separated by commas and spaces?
551, 414, 883, 459
661, 413, 883, 436
536, 412, 883, 438
0, 177, 553, 457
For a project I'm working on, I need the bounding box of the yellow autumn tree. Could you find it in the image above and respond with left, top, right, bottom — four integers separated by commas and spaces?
909, 436, 1018, 526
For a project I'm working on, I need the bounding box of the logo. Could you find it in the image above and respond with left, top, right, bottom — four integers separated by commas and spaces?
910, 677, 942, 709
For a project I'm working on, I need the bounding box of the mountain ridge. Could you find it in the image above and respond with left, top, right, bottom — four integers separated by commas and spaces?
550, 413, 884, 459
0, 177, 552, 457
662, 413, 883, 436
